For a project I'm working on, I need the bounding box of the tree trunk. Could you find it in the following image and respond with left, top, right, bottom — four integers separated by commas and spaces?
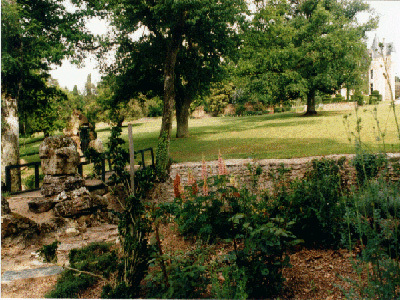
1, 93, 21, 192
176, 97, 191, 138
160, 41, 180, 139
305, 89, 317, 115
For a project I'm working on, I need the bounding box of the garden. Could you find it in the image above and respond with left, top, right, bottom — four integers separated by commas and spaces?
3, 0, 400, 298
37, 111, 400, 299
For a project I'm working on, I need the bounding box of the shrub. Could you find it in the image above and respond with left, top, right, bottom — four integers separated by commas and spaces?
145, 247, 211, 298
267, 158, 347, 247
235, 104, 246, 116
322, 94, 332, 104
342, 179, 400, 299
333, 94, 345, 103
352, 152, 386, 185
230, 216, 299, 298
351, 92, 365, 106
166, 155, 299, 298
147, 97, 163, 117
38, 240, 60, 263
46, 243, 117, 298
369, 90, 382, 104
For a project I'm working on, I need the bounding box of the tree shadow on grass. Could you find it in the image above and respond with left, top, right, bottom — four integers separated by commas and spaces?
189, 118, 317, 138
95, 122, 142, 133
186, 111, 349, 138
168, 137, 355, 162
19, 136, 45, 146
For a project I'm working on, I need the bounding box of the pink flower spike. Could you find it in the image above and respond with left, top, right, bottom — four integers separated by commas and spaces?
218, 151, 228, 175
188, 171, 195, 186
174, 173, 182, 198
201, 155, 208, 181
203, 180, 209, 196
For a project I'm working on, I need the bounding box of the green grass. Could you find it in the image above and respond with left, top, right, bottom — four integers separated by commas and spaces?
115, 103, 400, 162
19, 103, 400, 163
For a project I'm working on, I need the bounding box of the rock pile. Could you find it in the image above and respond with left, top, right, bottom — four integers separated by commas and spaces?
2, 197, 40, 239
63, 110, 103, 155
25, 136, 110, 228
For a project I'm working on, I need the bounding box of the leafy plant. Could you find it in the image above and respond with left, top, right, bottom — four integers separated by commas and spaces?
165, 154, 299, 297
170, 173, 257, 242
107, 126, 129, 186
38, 240, 60, 263
102, 167, 156, 298
230, 216, 299, 298
211, 263, 248, 299
352, 152, 386, 185
46, 243, 117, 298
268, 158, 347, 247
145, 247, 211, 298
342, 178, 400, 299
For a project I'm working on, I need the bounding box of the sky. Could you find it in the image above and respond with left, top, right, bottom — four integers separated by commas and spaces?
49, 0, 400, 92
363, 0, 400, 77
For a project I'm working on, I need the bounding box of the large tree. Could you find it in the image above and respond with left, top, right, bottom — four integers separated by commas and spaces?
89, 0, 247, 138
1, 0, 94, 190
238, 0, 376, 114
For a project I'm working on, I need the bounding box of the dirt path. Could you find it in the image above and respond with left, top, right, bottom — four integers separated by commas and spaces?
1, 192, 120, 298
1, 223, 119, 298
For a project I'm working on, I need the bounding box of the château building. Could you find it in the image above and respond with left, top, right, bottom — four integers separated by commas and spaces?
369, 35, 396, 101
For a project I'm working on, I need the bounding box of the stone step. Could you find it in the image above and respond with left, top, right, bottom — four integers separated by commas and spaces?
1, 266, 64, 283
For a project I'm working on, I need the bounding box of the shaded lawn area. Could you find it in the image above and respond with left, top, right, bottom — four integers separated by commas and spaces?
20, 104, 400, 163
117, 106, 400, 162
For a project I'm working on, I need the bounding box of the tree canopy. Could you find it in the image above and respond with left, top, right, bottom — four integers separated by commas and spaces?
86, 0, 248, 137
1, 0, 96, 134
237, 0, 376, 114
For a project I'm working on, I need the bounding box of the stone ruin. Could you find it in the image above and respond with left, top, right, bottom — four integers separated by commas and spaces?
1, 135, 119, 241
63, 110, 103, 155
27, 135, 108, 220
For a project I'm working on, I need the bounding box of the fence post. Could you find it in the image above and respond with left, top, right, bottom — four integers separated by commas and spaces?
78, 164, 83, 176
128, 124, 135, 195
150, 148, 155, 168
141, 151, 145, 168
34, 163, 40, 189
101, 158, 106, 183
5, 166, 11, 192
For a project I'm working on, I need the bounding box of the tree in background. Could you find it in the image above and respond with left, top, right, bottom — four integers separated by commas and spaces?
236, 0, 306, 108
86, 0, 247, 138
292, 0, 375, 114
201, 81, 236, 116
18, 78, 70, 137
238, 0, 376, 114
1, 0, 94, 190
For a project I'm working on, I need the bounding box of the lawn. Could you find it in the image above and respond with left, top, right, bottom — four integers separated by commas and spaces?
20, 103, 400, 164
116, 103, 400, 162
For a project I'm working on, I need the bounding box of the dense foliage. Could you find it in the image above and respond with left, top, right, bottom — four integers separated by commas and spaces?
82, 0, 248, 138
46, 243, 118, 298
236, 0, 376, 114
1, 0, 95, 135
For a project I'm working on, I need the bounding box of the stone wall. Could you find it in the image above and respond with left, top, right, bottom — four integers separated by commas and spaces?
170, 153, 400, 194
